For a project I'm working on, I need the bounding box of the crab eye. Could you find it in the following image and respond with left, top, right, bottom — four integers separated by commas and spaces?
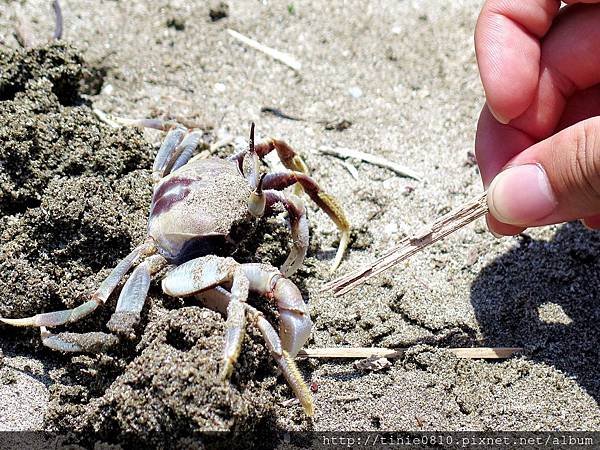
242, 149, 262, 188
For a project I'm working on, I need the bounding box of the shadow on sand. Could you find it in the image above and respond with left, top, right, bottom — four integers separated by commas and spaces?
470, 221, 600, 402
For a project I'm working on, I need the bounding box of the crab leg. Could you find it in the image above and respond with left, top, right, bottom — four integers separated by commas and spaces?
40, 253, 168, 352
93, 110, 202, 182
167, 131, 203, 174
232, 137, 308, 195
161, 256, 249, 379
263, 171, 350, 272
255, 138, 310, 179
165, 258, 313, 356
264, 190, 309, 276
40, 327, 119, 353
161, 257, 314, 415
221, 266, 249, 379
165, 258, 313, 358
154, 128, 204, 180
240, 263, 313, 357
199, 286, 314, 416
137, 125, 203, 179
152, 126, 186, 182
107, 254, 168, 338
239, 129, 349, 271
0, 242, 155, 329
253, 136, 349, 270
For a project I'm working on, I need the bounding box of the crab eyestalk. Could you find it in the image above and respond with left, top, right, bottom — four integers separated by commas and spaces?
240, 122, 264, 189
248, 173, 266, 217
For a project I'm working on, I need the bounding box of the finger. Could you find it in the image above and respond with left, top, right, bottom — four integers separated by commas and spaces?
477, 4, 600, 228
581, 215, 600, 230
507, 3, 600, 141
478, 83, 600, 236
556, 84, 600, 131
476, 85, 600, 203
486, 214, 526, 237
475, 106, 533, 236
475, 0, 560, 123
475, 105, 536, 188
487, 117, 600, 226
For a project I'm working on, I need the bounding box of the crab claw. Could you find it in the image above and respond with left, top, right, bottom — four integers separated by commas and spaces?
247, 173, 266, 217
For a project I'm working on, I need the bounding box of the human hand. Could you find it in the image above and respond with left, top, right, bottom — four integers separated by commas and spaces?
474, 0, 600, 236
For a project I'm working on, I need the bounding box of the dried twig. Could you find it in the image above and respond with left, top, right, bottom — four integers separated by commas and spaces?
322, 191, 488, 296
280, 398, 300, 408
317, 146, 422, 181
14, 6, 34, 48
341, 160, 359, 180
260, 106, 304, 121
297, 346, 523, 360
14, 1, 63, 48
209, 136, 233, 152
227, 28, 301, 71
52, 0, 63, 40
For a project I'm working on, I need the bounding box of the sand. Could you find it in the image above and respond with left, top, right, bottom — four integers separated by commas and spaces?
0, 0, 599, 447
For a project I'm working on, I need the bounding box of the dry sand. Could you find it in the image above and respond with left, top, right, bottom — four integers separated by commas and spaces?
0, 0, 599, 447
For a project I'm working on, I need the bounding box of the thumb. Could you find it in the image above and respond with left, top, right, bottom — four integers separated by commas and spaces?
487, 117, 600, 227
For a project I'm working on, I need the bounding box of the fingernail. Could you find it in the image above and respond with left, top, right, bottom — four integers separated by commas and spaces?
488, 104, 510, 125
488, 164, 557, 225
490, 229, 503, 238
581, 217, 600, 231
581, 219, 595, 231
485, 215, 504, 239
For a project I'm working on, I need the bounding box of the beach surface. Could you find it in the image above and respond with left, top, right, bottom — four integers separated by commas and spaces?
0, 0, 599, 446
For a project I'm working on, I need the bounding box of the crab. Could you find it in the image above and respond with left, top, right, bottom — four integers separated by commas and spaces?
0, 115, 350, 416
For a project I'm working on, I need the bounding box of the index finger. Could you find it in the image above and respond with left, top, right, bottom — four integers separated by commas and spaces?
475, 0, 600, 124
475, 0, 560, 123
477, 1, 600, 187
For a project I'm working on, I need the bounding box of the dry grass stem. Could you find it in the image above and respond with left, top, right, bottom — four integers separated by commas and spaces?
14, 1, 62, 47
227, 28, 301, 71
14, 6, 34, 48
297, 346, 523, 360
323, 191, 488, 296
317, 146, 422, 180
52, 0, 63, 40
